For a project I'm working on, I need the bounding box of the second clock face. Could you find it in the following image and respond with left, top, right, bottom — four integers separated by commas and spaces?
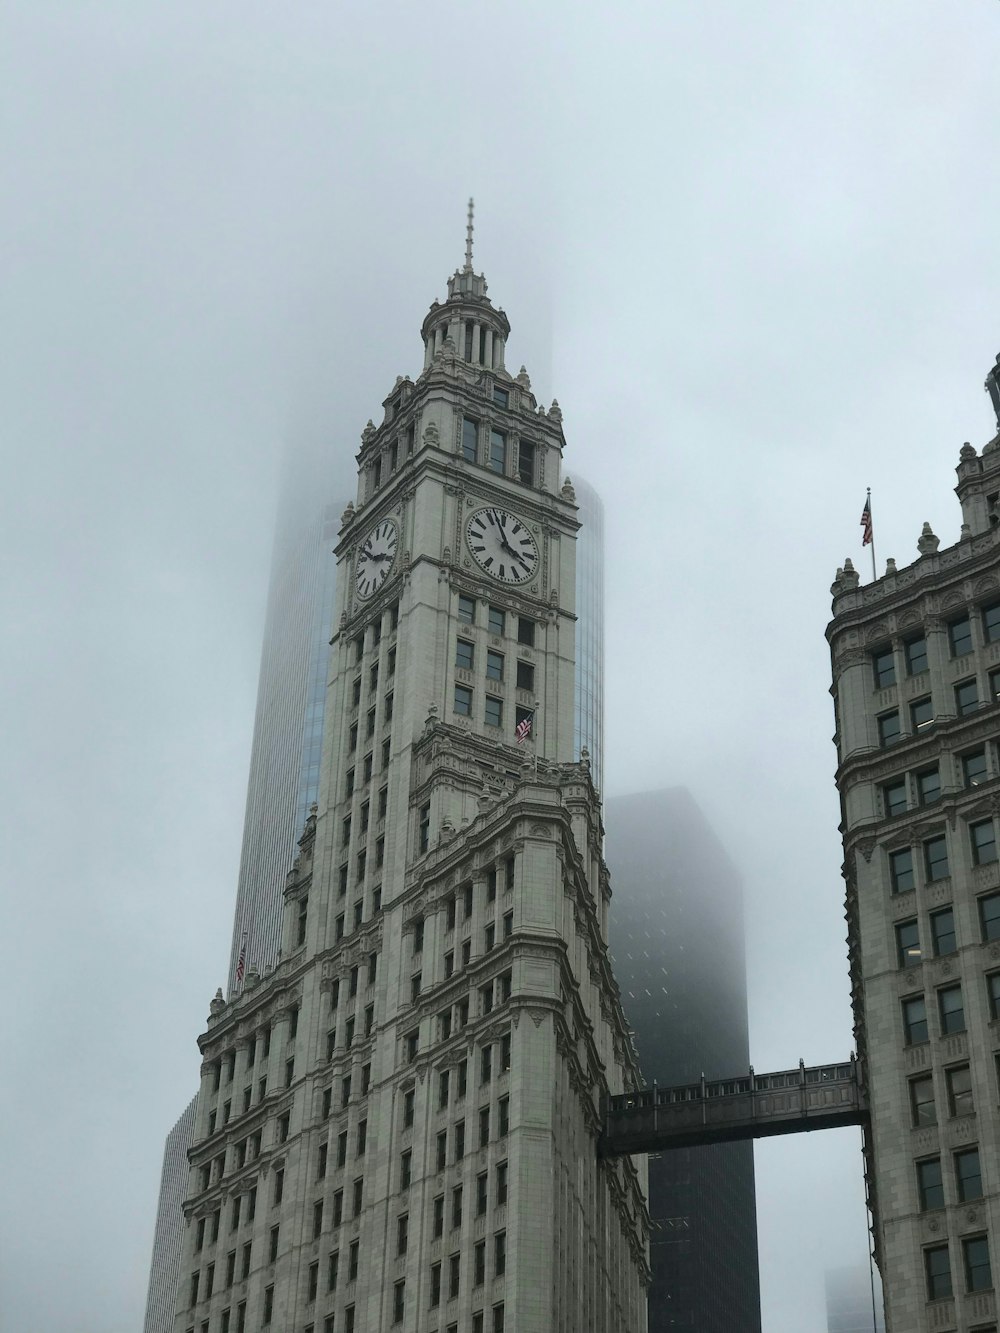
355, 520, 398, 599
466, 508, 539, 584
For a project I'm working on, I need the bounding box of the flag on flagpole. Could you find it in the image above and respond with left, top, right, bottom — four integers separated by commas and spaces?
860, 495, 873, 547
515, 711, 534, 744
235, 934, 248, 983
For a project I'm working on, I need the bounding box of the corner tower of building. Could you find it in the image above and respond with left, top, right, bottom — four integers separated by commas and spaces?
828, 354, 1000, 1332
171, 215, 649, 1333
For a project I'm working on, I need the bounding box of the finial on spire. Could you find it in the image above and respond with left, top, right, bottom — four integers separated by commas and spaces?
464, 197, 474, 272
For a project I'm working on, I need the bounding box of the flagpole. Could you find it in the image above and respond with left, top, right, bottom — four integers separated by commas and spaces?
867, 488, 877, 581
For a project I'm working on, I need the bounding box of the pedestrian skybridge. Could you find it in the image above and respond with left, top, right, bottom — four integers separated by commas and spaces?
599, 1059, 868, 1157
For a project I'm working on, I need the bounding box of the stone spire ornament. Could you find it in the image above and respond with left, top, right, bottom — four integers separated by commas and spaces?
464, 197, 474, 273
917, 521, 940, 555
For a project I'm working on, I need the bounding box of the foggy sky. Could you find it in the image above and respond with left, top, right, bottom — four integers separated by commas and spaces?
2, 4, 998, 1331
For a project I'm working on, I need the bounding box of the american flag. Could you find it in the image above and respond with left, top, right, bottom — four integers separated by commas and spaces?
235, 935, 248, 984
860, 495, 873, 547
515, 711, 534, 744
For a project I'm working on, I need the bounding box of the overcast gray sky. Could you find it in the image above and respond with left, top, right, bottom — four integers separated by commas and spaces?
2, 4, 998, 1330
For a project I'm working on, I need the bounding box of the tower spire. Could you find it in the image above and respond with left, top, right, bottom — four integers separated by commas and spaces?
464, 197, 474, 273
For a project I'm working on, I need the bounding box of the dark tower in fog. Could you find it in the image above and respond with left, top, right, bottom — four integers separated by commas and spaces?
606, 788, 762, 1332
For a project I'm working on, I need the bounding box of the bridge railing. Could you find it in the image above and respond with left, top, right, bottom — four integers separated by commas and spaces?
601, 1058, 866, 1156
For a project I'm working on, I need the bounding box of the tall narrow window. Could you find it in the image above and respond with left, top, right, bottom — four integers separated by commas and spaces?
930, 908, 956, 957
946, 1064, 973, 1117
924, 1245, 952, 1300
904, 635, 928, 674
517, 441, 535, 486
462, 418, 478, 463
963, 1235, 992, 1293
938, 985, 965, 1034
955, 1148, 983, 1201
872, 647, 896, 688
916, 1157, 943, 1210
924, 836, 949, 883
895, 920, 921, 968
973, 822, 999, 866
949, 616, 973, 657
488, 430, 507, 474
955, 679, 979, 715
902, 996, 928, 1045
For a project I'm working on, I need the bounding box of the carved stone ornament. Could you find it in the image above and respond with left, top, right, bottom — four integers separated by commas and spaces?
529, 1009, 546, 1027
855, 837, 877, 865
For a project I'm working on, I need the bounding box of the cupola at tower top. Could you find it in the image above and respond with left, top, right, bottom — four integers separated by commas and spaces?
420, 198, 511, 371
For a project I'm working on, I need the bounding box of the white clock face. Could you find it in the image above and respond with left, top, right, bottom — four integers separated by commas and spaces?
355, 520, 398, 599
466, 508, 539, 584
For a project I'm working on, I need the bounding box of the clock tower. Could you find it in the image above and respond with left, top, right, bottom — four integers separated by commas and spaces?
175, 210, 649, 1333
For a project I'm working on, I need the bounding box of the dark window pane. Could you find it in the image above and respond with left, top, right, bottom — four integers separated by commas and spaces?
488, 430, 506, 474
930, 908, 956, 956
889, 847, 915, 892
987, 972, 1000, 1020
956, 1149, 983, 1202
878, 711, 901, 747
924, 837, 949, 882
925, 1245, 952, 1300
486, 651, 504, 682
873, 648, 896, 688
485, 697, 503, 728
884, 781, 908, 816
488, 606, 505, 636
983, 602, 1000, 643
517, 441, 535, 486
458, 595, 476, 624
454, 685, 473, 717
493, 387, 508, 407
903, 996, 928, 1044
910, 1075, 936, 1126
516, 660, 534, 691
949, 616, 973, 657
947, 1065, 973, 1117
918, 768, 941, 805
973, 823, 999, 867
896, 920, 921, 968
963, 751, 988, 788
462, 418, 478, 463
517, 618, 535, 647
955, 679, 979, 715
917, 1157, 944, 1210
905, 635, 928, 675
963, 1236, 992, 1293
910, 697, 934, 733
456, 639, 474, 671
938, 985, 965, 1034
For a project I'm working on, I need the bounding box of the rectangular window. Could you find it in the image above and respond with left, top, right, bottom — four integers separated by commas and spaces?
272, 1170, 283, 1207
924, 836, 949, 882
515, 660, 535, 692
896, 920, 921, 968
917, 1157, 943, 1210
452, 1184, 463, 1229
988, 971, 1000, 1019
431, 1260, 442, 1306
488, 430, 506, 474
963, 750, 989, 788
872, 647, 896, 688
878, 711, 901, 746
930, 908, 956, 957
910, 1075, 936, 1126
365, 751, 375, 781
458, 595, 476, 624
486, 650, 504, 681
517, 441, 535, 486
393, 1280, 405, 1324
496, 1160, 508, 1204
457, 1060, 467, 1098
918, 767, 941, 805
492, 1307, 505, 1333
973, 822, 999, 866
956, 1148, 983, 1201
905, 635, 928, 675
439, 1069, 450, 1110
503, 910, 513, 938
925, 1245, 952, 1300
984, 602, 1000, 643
352, 1179, 363, 1217
474, 1240, 486, 1285
485, 696, 503, 728
992, 666, 1000, 700
436, 1130, 448, 1172
488, 605, 505, 636
910, 697, 934, 734
328, 1249, 339, 1292
494, 1231, 506, 1277
449, 1253, 461, 1300
332, 1190, 343, 1226
498, 1096, 509, 1136
400, 1151, 412, 1190
454, 685, 473, 717
902, 996, 928, 1045
454, 1120, 465, 1160
955, 678, 979, 715
517, 617, 535, 647
947, 1064, 973, 1117
484, 922, 495, 953
462, 418, 478, 463
476, 1171, 488, 1216
456, 639, 475, 670
263, 1285, 274, 1325
479, 1105, 490, 1148
939, 984, 965, 1034
883, 780, 907, 817
949, 616, 973, 657
419, 804, 430, 854
396, 1213, 408, 1256
308, 1260, 319, 1301
963, 1235, 992, 1293
888, 846, 915, 892
348, 1239, 359, 1280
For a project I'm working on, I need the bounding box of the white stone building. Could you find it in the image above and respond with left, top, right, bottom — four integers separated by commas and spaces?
172, 220, 649, 1333
828, 354, 1000, 1332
